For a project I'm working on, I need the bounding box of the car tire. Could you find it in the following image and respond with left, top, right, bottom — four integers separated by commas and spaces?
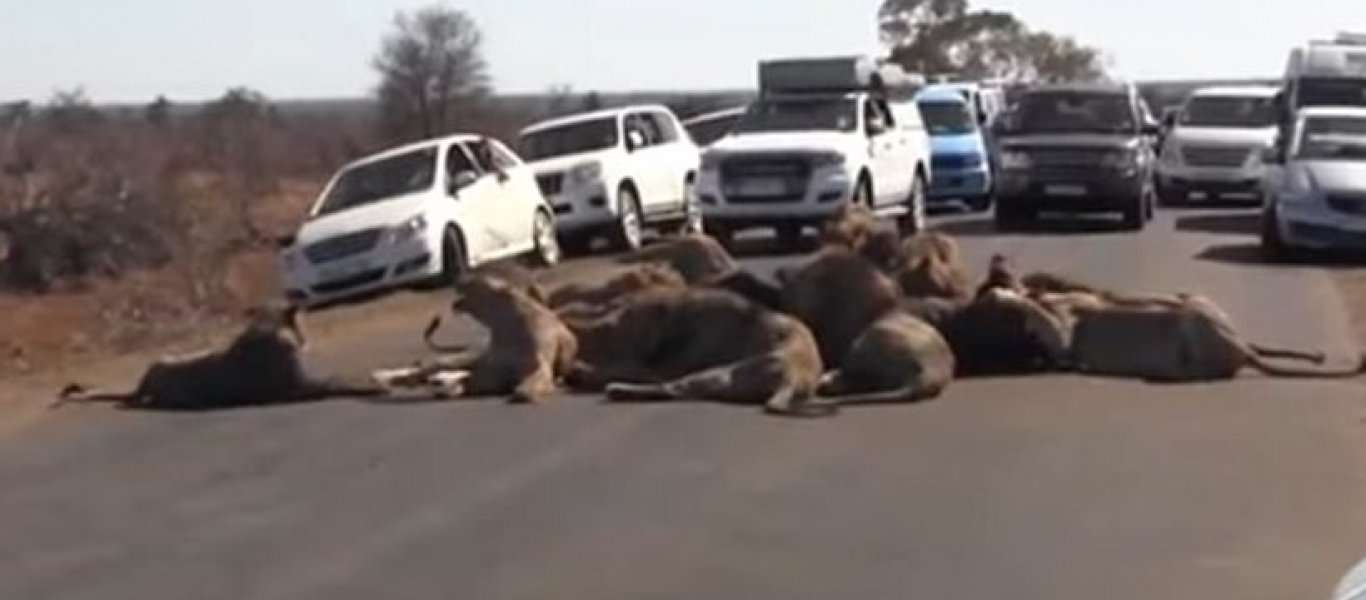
1122, 197, 1145, 231
528, 209, 561, 267
1260, 204, 1291, 262
775, 224, 804, 249
439, 226, 468, 285
994, 203, 1031, 231
898, 173, 928, 235
1157, 183, 1186, 207
852, 175, 873, 207
610, 186, 644, 252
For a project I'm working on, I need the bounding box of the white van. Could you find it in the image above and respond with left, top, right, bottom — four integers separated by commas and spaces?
1156, 86, 1279, 205
278, 135, 558, 306
695, 56, 933, 248
1275, 32, 1366, 152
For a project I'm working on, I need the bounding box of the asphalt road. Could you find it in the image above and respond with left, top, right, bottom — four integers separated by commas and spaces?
3, 207, 1365, 599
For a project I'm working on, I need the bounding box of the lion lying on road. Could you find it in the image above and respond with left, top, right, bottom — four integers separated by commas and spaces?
615, 233, 737, 284
373, 273, 579, 404
57, 302, 382, 410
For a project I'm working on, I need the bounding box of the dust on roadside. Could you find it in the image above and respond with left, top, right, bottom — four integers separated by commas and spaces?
1334, 271, 1366, 348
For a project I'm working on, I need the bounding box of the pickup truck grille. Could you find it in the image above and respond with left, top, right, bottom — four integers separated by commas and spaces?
1182, 145, 1251, 168
932, 154, 982, 171
720, 156, 812, 203
1327, 193, 1366, 216
1024, 148, 1107, 167
536, 173, 564, 196
304, 228, 384, 265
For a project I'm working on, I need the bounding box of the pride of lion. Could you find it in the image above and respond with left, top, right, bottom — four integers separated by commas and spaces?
57, 203, 1366, 417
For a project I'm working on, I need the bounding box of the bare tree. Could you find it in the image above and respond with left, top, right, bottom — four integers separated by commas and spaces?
373, 4, 490, 141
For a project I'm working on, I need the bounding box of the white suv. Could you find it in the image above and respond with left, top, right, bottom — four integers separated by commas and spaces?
278, 134, 559, 306
1156, 86, 1279, 205
519, 106, 702, 254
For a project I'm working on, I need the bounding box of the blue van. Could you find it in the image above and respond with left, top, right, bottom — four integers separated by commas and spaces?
915, 85, 994, 211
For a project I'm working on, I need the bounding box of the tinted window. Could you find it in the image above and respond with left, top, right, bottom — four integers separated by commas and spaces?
733, 97, 859, 133
519, 117, 619, 160
1181, 96, 1276, 128
649, 112, 679, 143
686, 114, 741, 146
316, 148, 437, 217
918, 101, 976, 135
1297, 116, 1366, 160
1296, 78, 1366, 109
1014, 91, 1136, 134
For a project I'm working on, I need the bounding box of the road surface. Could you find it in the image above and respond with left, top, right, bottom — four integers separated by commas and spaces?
2, 208, 1364, 599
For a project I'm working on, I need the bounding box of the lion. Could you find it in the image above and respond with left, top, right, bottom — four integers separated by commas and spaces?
802, 311, 956, 411
775, 247, 903, 367
562, 287, 827, 414
819, 203, 971, 301
549, 264, 687, 321
615, 233, 737, 284
372, 273, 579, 404
56, 301, 382, 410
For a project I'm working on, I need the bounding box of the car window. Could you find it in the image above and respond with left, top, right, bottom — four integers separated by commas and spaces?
446, 144, 480, 179
315, 147, 438, 216
519, 117, 619, 160
649, 112, 679, 144
487, 140, 520, 170
1015, 91, 1136, 134
1296, 116, 1366, 160
464, 139, 499, 173
624, 114, 655, 148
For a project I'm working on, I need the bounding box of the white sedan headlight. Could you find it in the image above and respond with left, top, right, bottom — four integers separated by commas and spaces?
1285, 166, 1318, 201
385, 214, 428, 245
999, 151, 1031, 170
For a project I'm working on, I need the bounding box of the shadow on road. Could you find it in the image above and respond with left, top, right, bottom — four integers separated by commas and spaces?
933, 215, 1129, 237
1174, 212, 1261, 236
1195, 243, 1366, 269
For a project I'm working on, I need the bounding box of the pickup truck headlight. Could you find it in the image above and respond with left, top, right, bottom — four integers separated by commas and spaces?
385, 214, 428, 245
999, 151, 1031, 170
568, 162, 603, 184
1102, 150, 1139, 170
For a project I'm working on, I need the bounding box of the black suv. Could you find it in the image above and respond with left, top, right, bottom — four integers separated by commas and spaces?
993, 83, 1160, 230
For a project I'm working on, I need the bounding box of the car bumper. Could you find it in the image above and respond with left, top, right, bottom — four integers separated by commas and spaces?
995, 167, 1146, 211
544, 183, 616, 234
1277, 199, 1366, 250
1157, 163, 1263, 196
280, 236, 440, 306
696, 167, 853, 228
928, 167, 992, 202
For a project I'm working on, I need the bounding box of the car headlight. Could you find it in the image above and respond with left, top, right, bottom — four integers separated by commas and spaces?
1102, 150, 1139, 170
811, 152, 847, 168
385, 214, 428, 245
568, 162, 602, 184
700, 152, 723, 171
999, 151, 1031, 170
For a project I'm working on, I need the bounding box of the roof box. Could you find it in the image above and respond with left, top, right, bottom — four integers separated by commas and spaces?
758, 56, 881, 93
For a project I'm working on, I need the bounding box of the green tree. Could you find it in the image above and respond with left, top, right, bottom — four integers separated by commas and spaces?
145, 95, 173, 126
373, 3, 491, 140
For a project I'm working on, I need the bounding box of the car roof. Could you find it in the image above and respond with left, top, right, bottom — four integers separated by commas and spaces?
682, 105, 749, 125
1190, 85, 1280, 99
345, 133, 481, 169
914, 85, 971, 103
519, 104, 674, 135
1298, 106, 1366, 119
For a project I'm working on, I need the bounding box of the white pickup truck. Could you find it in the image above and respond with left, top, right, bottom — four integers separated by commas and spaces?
695, 56, 933, 248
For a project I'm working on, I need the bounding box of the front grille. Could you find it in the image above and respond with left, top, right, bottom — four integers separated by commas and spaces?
304, 228, 384, 265
1327, 193, 1366, 216
311, 268, 387, 295
1025, 148, 1108, 168
721, 155, 812, 201
932, 154, 980, 171
537, 173, 564, 196
1182, 145, 1252, 168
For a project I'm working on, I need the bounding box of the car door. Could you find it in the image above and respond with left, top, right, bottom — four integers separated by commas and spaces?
486, 138, 542, 253
444, 142, 501, 263
464, 138, 527, 257
865, 98, 909, 207
622, 112, 667, 214
647, 110, 697, 212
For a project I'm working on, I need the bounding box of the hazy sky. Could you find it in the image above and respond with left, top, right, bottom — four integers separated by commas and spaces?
0, 0, 1362, 103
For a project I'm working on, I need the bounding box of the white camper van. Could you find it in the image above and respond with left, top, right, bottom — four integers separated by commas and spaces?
694, 56, 933, 248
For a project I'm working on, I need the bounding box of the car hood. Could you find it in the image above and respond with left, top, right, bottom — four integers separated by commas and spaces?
1302, 161, 1366, 192
931, 133, 987, 156
707, 131, 861, 155
525, 149, 616, 175
1001, 134, 1141, 152
295, 191, 430, 246
1169, 126, 1276, 148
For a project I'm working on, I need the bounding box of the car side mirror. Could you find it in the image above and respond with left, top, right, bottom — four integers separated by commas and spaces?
449, 170, 479, 195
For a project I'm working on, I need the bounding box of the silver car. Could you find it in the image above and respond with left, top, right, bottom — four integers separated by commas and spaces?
1261, 106, 1366, 258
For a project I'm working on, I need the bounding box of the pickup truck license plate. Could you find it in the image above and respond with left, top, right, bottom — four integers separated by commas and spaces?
1045, 184, 1087, 197
730, 177, 788, 197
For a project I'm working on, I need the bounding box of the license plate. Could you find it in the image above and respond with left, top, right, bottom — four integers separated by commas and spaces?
1045, 184, 1087, 197
729, 177, 788, 197
319, 258, 372, 282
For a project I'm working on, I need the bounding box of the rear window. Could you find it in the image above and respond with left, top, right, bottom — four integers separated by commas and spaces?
1014, 91, 1135, 134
